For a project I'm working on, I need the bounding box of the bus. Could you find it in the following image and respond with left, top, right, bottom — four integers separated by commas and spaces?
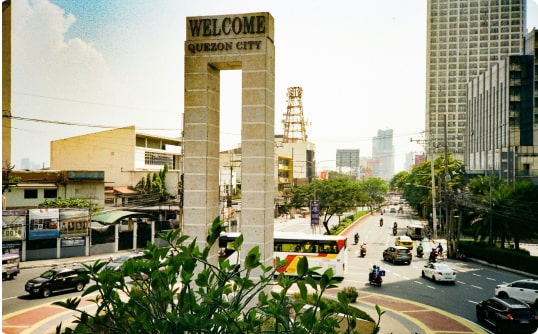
218, 232, 348, 279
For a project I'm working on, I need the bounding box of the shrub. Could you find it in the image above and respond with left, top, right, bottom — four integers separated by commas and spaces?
54, 217, 383, 334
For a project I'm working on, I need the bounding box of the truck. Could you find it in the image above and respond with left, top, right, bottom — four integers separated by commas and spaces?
406, 224, 425, 240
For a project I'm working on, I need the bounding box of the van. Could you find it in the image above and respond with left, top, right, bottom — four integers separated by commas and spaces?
2, 253, 20, 280
406, 224, 425, 240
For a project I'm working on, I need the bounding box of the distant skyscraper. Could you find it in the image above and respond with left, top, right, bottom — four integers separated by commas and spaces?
425, 0, 527, 159
372, 129, 394, 180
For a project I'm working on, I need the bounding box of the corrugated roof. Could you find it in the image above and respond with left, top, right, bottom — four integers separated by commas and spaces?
91, 210, 152, 224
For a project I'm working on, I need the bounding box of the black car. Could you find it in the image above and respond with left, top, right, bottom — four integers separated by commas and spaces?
476, 297, 538, 334
25, 265, 90, 298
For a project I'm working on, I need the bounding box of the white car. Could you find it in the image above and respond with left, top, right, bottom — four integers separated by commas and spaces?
495, 278, 538, 307
421, 262, 456, 283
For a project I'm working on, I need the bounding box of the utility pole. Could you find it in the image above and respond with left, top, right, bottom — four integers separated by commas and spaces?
443, 114, 452, 257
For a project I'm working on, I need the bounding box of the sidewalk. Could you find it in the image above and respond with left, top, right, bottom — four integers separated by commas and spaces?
12, 250, 487, 334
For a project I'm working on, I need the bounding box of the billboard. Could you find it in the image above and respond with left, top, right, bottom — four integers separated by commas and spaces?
59, 209, 89, 237
28, 208, 60, 240
2, 210, 26, 241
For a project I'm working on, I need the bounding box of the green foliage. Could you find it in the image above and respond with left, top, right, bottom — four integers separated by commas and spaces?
134, 163, 170, 204
466, 175, 538, 249
459, 240, 538, 275
288, 178, 384, 234
38, 198, 100, 213
54, 217, 381, 334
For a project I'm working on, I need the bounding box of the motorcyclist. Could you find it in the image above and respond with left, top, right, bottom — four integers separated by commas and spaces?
354, 233, 360, 244
379, 218, 384, 226
436, 243, 444, 258
369, 265, 379, 281
393, 221, 398, 228
360, 242, 367, 257
417, 243, 424, 257
429, 248, 438, 262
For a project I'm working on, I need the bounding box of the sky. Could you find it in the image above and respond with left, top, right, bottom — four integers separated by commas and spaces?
9, 0, 538, 172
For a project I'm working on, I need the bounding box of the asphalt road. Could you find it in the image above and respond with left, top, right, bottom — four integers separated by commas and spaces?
3, 208, 537, 333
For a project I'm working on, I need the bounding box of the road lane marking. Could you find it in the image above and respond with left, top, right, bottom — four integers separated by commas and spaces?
471, 285, 483, 290
427, 285, 435, 290
472, 273, 481, 277
486, 277, 496, 281
414, 281, 424, 285
456, 280, 466, 285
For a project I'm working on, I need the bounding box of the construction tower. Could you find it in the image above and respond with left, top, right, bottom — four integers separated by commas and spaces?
282, 87, 307, 143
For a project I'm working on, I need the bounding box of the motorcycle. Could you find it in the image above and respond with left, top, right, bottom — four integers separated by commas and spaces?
368, 266, 384, 286
392, 227, 397, 236
379, 218, 384, 227
417, 245, 424, 258
429, 249, 438, 263
360, 243, 367, 257
456, 248, 467, 261
354, 233, 359, 245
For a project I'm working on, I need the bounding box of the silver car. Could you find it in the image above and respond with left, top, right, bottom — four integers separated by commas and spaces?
383, 246, 412, 265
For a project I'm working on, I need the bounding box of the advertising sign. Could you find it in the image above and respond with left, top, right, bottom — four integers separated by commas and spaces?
2, 210, 26, 241
59, 209, 89, 237
310, 200, 320, 226
28, 208, 60, 240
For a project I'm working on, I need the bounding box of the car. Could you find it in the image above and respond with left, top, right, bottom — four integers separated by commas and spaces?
2, 253, 20, 280
476, 297, 538, 334
389, 207, 397, 213
421, 262, 456, 283
104, 252, 145, 273
495, 278, 538, 307
25, 265, 90, 298
383, 246, 412, 265
395, 236, 414, 250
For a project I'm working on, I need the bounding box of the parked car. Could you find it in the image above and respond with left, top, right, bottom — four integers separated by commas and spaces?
25, 265, 89, 298
495, 278, 538, 307
2, 253, 20, 280
476, 297, 538, 334
104, 252, 145, 273
382, 246, 412, 265
421, 262, 456, 283
395, 236, 414, 250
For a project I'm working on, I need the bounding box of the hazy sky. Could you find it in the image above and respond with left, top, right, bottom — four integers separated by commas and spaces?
10, 0, 538, 171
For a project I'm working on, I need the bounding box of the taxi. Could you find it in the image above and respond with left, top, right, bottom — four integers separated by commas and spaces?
395, 236, 414, 250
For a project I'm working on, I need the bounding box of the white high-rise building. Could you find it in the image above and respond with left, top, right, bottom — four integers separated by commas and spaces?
425, 0, 527, 159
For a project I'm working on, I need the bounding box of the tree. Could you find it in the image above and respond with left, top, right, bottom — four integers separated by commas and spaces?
135, 164, 170, 204
467, 176, 538, 249
289, 178, 365, 234
357, 178, 388, 209
54, 218, 384, 334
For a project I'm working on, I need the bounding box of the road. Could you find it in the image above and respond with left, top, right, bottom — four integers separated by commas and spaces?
4, 209, 537, 333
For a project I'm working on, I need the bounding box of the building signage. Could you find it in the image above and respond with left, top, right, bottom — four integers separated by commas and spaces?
186, 13, 272, 55
2, 210, 26, 241
310, 200, 320, 226
59, 209, 89, 237
28, 208, 60, 240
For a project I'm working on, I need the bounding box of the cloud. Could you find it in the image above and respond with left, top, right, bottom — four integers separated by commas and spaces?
12, 0, 116, 102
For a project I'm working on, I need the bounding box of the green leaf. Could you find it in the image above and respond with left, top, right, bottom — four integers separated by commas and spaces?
297, 256, 308, 277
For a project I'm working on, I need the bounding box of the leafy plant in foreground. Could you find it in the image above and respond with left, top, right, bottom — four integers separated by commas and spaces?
54, 217, 383, 333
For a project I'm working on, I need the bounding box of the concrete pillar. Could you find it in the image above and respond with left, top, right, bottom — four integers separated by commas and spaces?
183, 13, 275, 267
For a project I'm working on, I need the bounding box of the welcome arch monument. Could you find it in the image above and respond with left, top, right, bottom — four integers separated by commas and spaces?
183, 12, 275, 266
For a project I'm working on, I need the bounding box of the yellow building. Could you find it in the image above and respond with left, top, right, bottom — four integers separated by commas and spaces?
50, 126, 182, 206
